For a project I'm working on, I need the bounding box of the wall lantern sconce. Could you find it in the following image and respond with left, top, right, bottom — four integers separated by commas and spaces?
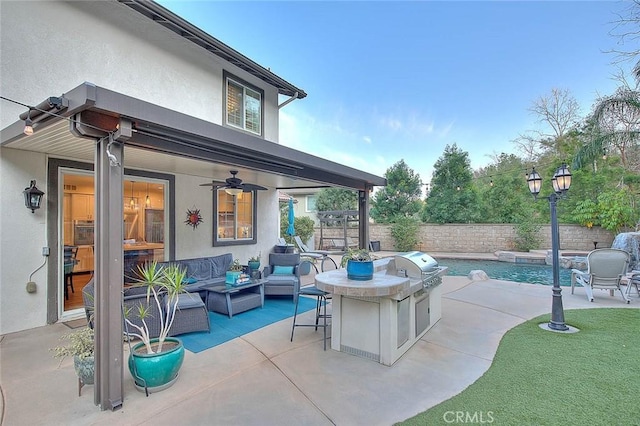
24, 180, 44, 213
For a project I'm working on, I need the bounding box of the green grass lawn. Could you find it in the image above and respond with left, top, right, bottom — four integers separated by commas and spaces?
400, 308, 640, 426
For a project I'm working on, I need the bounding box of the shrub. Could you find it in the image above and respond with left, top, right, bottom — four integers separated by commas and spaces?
513, 219, 542, 252
390, 216, 420, 252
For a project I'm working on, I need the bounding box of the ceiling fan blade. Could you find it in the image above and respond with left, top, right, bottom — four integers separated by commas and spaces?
242, 183, 268, 191
200, 180, 228, 187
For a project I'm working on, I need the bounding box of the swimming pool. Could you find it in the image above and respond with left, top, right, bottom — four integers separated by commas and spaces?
436, 258, 574, 286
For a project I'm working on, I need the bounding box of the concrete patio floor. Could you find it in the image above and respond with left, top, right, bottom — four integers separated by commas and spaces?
1, 259, 638, 426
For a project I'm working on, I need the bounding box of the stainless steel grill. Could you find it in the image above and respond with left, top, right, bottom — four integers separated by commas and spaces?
386, 251, 447, 291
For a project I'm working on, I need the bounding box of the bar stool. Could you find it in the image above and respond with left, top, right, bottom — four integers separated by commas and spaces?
290, 285, 331, 350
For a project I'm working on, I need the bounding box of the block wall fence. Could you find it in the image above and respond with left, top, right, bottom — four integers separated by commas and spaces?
313, 224, 615, 253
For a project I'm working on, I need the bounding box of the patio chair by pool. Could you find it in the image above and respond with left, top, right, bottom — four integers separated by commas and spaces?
293, 235, 338, 272
571, 248, 630, 304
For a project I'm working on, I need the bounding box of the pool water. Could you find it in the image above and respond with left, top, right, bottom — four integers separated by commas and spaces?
436, 258, 574, 286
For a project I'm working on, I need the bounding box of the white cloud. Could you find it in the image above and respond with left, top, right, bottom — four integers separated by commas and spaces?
363, 136, 372, 144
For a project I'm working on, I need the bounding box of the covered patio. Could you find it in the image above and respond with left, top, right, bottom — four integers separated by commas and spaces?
1, 82, 385, 409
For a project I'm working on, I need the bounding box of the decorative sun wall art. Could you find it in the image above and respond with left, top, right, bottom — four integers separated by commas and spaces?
185, 207, 203, 230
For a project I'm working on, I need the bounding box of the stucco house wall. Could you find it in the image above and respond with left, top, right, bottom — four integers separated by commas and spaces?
0, 1, 279, 139
0, 1, 282, 334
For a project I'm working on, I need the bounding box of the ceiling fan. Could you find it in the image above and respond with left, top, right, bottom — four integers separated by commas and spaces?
200, 170, 268, 195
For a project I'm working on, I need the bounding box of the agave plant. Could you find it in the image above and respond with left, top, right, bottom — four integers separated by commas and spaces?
124, 261, 188, 354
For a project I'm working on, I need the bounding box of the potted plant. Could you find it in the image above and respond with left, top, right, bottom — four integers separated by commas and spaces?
341, 248, 374, 281
226, 258, 244, 284
125, 261, 188, 393
248, 253, 261, 272
51, 326, 95, 395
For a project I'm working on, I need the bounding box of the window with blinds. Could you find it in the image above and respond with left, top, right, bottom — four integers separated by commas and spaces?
225, 73, 263, 136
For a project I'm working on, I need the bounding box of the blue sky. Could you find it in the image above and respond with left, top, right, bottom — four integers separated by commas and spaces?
158, 1, 633, 183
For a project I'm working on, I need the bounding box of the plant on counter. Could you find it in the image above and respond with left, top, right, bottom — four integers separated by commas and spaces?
341, 248, 375, 281
340, 248, 373, 267
248, 253, 261, 263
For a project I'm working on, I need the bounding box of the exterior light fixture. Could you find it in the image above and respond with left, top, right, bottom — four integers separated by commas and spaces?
24, 180, 44, 213
224, 187, 243, 196
554, 163, 572, 193
526, 167, 542, 198
526, 164, 572, 331
23, 110, 34, 136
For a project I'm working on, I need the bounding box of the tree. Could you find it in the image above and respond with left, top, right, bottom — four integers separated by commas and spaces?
422, 144, 480, 223
574, 87, 640, 173
370, 159, 423, 223
606, 0, 640, 81
474, 153, 532, 223
315, 188, 357, 212
513, 88, 581, 160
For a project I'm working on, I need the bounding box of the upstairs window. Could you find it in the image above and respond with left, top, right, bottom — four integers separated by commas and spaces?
225, 73, 263, 136
214, 189, 257, 246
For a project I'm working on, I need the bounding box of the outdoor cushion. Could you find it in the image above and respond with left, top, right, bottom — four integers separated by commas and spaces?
273, 265, 295, 275
173, 293, 206, 309
183, 277, 198, 284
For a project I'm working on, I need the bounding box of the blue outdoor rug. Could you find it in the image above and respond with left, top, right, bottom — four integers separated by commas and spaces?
179, 297, 317, 353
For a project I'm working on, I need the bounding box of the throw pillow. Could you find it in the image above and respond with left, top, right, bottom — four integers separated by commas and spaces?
272, 265, 294, 275
183, 277, 198, 285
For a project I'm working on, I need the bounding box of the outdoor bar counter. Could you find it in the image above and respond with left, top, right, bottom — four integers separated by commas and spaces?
316, 255, 447, 366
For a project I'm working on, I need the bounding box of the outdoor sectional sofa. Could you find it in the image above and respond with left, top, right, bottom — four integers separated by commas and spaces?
82, 253, 234, 337
82, 279, 210, 338
158, 253, 233, 298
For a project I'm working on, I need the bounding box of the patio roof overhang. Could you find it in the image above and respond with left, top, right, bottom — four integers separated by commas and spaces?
1, 82, 386, 191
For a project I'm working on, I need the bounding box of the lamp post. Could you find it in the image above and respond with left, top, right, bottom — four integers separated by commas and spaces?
527, 164, 572, 331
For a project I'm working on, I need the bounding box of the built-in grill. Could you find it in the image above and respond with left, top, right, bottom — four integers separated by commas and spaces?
317, 251, 448, 366
386, 251, 448, 294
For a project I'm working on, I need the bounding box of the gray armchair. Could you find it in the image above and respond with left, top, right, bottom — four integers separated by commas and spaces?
263, 253, 301, 302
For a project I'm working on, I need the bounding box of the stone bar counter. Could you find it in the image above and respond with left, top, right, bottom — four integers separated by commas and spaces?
316, 258, 445, 366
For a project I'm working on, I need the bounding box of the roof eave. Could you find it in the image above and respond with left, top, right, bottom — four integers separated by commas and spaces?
117, 0, 307, 99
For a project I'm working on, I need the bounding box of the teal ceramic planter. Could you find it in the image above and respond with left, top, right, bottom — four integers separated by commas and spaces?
128, 337, 184, 390
346, 260, 374, 281
248, 261, 260, 271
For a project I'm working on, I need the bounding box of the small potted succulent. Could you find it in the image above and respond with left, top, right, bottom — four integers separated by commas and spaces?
248, 253, 261, 271
341, 248, 374, 281
226, 258, 244, 284
51, 326, 95, 395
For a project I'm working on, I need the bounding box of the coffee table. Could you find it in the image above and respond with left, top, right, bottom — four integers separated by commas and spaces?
203, 279, 265, 318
